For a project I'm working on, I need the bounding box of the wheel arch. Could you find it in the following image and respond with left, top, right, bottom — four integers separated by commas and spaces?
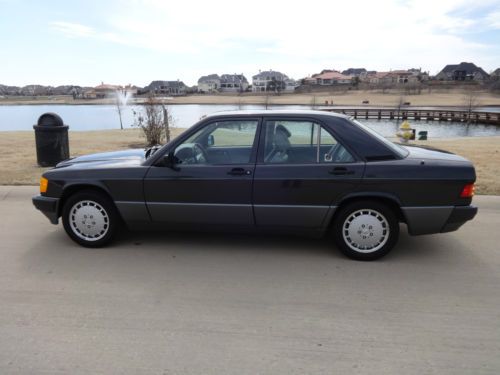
329, 193, 405, 229
58, 182, 120, 220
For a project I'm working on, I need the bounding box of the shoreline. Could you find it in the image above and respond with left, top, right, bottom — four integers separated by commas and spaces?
1, 102, 499, 110
1, 90, 500, 107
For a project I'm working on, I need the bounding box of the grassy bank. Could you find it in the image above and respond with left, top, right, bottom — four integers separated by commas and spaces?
1, 90, 500, 107
0, 129, 498, 195
0, 128, 182, 185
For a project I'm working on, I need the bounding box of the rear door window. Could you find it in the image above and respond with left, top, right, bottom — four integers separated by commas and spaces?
262, 120, 354, 164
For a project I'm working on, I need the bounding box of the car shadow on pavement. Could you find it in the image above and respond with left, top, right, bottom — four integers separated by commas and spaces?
116, 224, 467, 263
117, 228, 337, 257
29, 223, 461, 259
19, 224, 475, 284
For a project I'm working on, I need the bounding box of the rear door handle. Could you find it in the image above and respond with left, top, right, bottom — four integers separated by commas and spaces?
329, 167, 354, 175
228, 168, 252, 176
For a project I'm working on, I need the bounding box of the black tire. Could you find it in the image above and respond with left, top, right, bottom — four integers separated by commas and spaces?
332, 200, 399, 261
62, 190, 119, 247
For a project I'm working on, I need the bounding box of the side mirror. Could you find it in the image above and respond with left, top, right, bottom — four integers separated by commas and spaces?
207, 134, 215, 146
162, 152, 180, 171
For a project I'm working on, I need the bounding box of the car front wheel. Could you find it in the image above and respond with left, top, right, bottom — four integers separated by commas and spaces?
62, 190, 118, 247
332, 201, 399, 260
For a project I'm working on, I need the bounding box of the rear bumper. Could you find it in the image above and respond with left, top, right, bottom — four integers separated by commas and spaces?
402, 205, 477, 235
440, 205, 478, 233
32, 195, 59, 224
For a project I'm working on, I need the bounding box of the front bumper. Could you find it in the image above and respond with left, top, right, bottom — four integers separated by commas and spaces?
32, 195, 60, 224
402, 205, 478, 235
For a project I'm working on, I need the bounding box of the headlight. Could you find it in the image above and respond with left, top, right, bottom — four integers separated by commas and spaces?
40, 177, 48, 193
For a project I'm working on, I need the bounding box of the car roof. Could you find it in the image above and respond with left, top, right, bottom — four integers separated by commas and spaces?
203, 109, 351, 120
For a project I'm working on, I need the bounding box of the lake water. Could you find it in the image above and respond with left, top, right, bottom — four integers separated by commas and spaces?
0, 104, 499, 138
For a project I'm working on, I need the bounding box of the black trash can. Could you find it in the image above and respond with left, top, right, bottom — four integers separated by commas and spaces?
33, 113, 69, 167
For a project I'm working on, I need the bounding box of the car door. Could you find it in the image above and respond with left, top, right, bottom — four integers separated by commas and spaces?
144, 118, 260, 226
253, 117, 365, 228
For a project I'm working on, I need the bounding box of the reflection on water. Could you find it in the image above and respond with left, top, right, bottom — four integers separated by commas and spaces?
0, 104, 498, 138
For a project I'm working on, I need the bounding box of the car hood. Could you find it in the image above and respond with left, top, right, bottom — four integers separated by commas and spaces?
402, 144, 470, 163
56, 149, 145, 168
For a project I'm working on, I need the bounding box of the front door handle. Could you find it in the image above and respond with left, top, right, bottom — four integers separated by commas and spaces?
228, 168, 252, 176
329, 167, 354, 175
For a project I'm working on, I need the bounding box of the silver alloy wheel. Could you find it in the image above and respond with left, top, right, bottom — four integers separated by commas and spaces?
342, 209, 389, 253
69, 200, 109, 241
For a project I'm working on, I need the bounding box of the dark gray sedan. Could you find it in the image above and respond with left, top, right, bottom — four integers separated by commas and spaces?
33, 110, 477, 260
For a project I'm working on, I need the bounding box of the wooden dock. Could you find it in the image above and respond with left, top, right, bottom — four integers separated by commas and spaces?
321, 108, 500, 125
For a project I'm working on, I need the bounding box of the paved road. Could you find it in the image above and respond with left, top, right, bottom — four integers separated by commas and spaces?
1, 186, 499, 374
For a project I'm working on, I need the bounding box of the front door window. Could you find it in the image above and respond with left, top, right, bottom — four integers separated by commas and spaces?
174, 120, 259, 165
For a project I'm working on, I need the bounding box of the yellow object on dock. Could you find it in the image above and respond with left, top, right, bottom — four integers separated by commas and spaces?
400, 120, 412, 130
396, 120, 415, 143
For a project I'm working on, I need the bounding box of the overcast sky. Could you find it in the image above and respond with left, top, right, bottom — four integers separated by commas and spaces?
1, 0, 499, 87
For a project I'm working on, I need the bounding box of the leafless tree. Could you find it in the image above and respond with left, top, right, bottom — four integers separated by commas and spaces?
133, 94, 175, 146
115, 94, 124, 130
310, 95, 317, 109
163, 105, 174, 143
381, 81, 392, 94
489, 80, 500, 94
396, 94, 405, 122
404, 82, 421, 95
264, 94, 271, 109
463, 90, 479, 125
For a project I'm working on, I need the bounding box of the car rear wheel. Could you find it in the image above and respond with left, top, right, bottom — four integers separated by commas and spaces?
332, 200, 399, 260
62, 190, 118, 247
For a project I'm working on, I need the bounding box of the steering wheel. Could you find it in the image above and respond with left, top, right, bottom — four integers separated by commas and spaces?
192, 143, 208, 164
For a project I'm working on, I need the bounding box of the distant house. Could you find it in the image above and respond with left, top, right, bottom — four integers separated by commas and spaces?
143, 80, 188, 95
341, 68, 367, 77
197, 74, 220, 93
83, 90, 97, 99
84, 82, 137, 99
365, 72, 389, 84
306, 70, 352, 85
435, 62, 489, 81
385, 70, 420, 84
93, 83, 122, 98
491, 68, 500, 81
358, 71, 376, 82
363, 69, 425, 85
284, 78, 298, 92
409, 68, 430, 81
252, 70, 295, 92
122, 84, 139, 96
302, 76, 318, 85
219, 74, 249, 92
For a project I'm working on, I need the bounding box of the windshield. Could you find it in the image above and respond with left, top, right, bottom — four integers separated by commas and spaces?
350, 119, 409, 158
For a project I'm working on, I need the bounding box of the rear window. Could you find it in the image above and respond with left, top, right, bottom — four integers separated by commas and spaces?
350, 119, 409, 158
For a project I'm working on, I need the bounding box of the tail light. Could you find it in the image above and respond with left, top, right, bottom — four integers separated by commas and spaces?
460, 183, 475, 198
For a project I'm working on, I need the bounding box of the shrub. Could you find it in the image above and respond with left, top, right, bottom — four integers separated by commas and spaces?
133, 94, 174, 146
